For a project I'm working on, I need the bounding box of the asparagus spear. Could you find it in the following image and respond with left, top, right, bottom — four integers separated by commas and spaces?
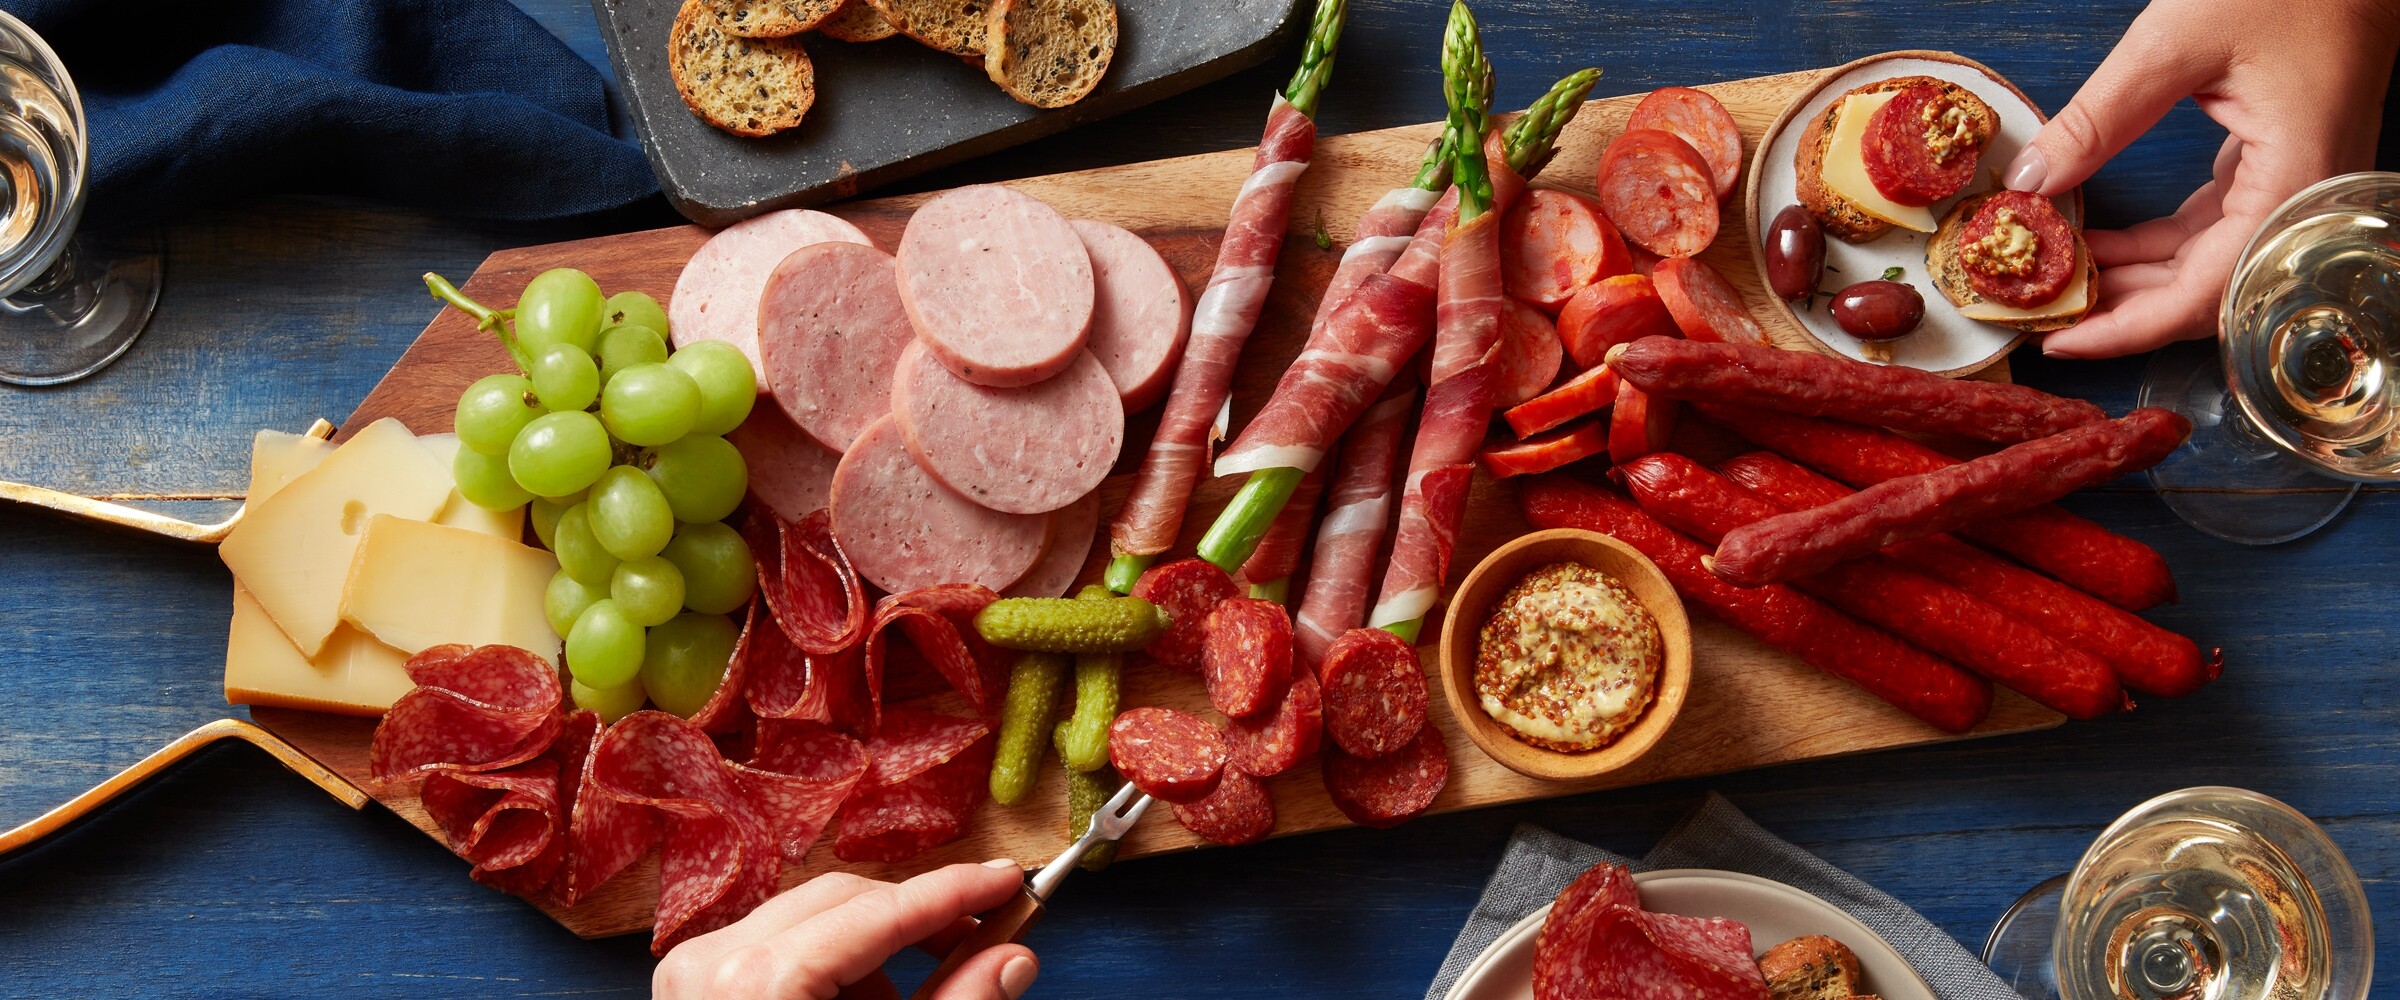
1441, 0, 1494, 225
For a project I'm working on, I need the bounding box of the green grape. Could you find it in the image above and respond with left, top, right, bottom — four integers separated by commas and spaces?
553, 503, 621, 588
545, 568, 603, 638
454, 373, 542, 456
600, 362, 701, 446
529, 342, 600, 412
605, 291, 671, 340
642, 612, 739, 718
646, 434, 747, 524
590, 465, 675, 560
594, 323, 668, 386
529, 496, 571, 550
669, 340, 758, 436
571, 677, 647, 723
566, 599, 644, 688
611, 555, 687, 627
453, 443, 535, 511
508, 410, 612, 498
515, 268, 605, 354
661, 521, 757, 615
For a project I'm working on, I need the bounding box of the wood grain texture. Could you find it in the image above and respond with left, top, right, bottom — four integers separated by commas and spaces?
4, 0, 2398, 994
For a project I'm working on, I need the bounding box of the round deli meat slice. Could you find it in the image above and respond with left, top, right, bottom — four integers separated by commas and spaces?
829, 415, 1048, 595
671, 209, 874, 393
759, 242, 915, 452
1596, 129, 1720, 260
897, 185, 1095, 388
1070, 219, 1192, 413
726, 404, 841, 522
1319, 626, 1429, 758
1625, 86, 1744, 202
1003, 490, 1102, 599
891, 341, 1123, 515
1107, 706, 1229, 805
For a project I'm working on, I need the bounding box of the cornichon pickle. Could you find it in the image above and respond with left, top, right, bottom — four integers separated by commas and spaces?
1049, 584, 1123, 772
974, 595, 1169, 653
989, 651, 1070, 805
1059, 751, 1121, 872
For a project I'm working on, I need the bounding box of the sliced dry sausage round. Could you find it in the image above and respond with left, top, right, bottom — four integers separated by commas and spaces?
1596, 129, 1720, 259
1170, 767, 1275, 845
1324, 723, 1448, 829
1202, 597, 1294, 720
1071, 219, 1191, 412
897, 184, 1094, 388
829, 415, 1047, 595
891, 342, 1123, 515
1319, 626, 1428, 758
1625, 87, 1744, 202
1129, 558, 1241, 675
759, 242, 915, 452
1107, 706, 1229, 805
671, 209, 873, 393
1225, 671, 1322, 778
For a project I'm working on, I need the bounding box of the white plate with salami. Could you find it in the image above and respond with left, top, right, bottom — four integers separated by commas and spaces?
1747, 51, 2081, 377
1441, 868, 1937, 1000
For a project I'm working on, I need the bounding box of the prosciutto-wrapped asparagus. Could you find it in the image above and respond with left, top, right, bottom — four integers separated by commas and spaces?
1292, 378, 1414, 667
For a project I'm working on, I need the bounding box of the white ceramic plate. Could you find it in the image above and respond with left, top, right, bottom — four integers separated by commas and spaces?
1440, 868, 1938, 1000
1746, 51, 2078, 377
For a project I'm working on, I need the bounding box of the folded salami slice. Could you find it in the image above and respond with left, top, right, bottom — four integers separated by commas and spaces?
731, 718, 869, 862
421, 754, 563, 896
578, 711, 782, 956
370, 645, 564, 781
863, 707, 992, 787
1642, 912, 1770, 994
1532, 862, 1643, 1000
834, 730, 995, 863
743, 507, 869, 656
868, 584, 1005, 715
737, 599, 872, 737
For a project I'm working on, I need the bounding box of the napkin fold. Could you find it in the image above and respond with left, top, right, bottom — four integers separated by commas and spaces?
1, 0, 659, 230
1424, 793, 2026, 1000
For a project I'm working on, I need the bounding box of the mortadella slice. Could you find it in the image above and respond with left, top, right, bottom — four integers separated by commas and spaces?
760, 242, 916, 452
1005, 490, 1103, 599
670, 209, 873, 393
829, 415, 1048, 595
1071, 219, 1192, 413
726, 405, 841, 523
897, 185, 1094, 388
891, 341, 1123, 515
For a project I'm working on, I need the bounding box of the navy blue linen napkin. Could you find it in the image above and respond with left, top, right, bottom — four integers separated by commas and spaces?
1, 0, 659, 229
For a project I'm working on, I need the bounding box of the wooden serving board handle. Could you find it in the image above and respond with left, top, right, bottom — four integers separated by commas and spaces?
911, 888, 1044, 1000
0, 718, 370, 860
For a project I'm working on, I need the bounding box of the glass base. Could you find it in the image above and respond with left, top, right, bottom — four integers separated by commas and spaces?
1984, 873, 2067, 1000
2139, 339, 2358, 545
0, 226, 161, 386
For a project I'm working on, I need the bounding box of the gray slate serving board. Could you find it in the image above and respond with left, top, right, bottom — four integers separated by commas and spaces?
592, 0, 1302, 226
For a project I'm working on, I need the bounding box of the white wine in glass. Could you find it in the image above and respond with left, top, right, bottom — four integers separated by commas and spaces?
0, 7, 160, 387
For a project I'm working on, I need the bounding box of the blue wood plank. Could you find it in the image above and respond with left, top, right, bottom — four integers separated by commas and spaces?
5, 0, 2397, 996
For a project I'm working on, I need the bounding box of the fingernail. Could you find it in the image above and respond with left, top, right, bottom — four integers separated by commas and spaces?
2003, 146, 2047, 193
1001, 956, 1038, 998
2043, 343, 2080, 359
983, 858, 1018, 869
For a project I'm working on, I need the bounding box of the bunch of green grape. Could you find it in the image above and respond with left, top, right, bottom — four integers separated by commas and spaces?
431, 268, 760, 724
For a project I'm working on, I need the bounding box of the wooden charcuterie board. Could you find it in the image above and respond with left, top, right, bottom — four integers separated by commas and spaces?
250, 59, 2060, 940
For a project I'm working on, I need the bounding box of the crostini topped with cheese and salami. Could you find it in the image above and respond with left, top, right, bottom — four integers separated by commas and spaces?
1795, 75, 1997, 242
1927, 190, 2096, 331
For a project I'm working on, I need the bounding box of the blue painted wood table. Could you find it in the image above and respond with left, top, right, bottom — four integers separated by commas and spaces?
2, 1, 2393, 995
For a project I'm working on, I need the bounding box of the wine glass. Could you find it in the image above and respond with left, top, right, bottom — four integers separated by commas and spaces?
2140, 171, 2400, 545
1982, 787, 2373, 1000
0, 7, 160, 387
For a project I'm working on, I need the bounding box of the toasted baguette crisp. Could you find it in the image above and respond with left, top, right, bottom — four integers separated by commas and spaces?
820, 0, 900, 41
1795, 76, 1986, 243
984, 0, 1116, 108
864, 0, 991, 56
670, 0, 817, 137
703, 0, 843, 37
1758, 935, 1866, 1000
1926, 191, 2095, 333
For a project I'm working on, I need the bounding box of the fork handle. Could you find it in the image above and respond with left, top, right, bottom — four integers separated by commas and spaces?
910, 887, 1044, 1000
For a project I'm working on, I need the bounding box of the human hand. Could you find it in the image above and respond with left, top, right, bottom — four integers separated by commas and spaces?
654, 860, 1039, 1000
2001, 0, 2400, 358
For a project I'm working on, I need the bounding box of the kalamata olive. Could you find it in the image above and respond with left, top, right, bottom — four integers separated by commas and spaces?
1763, 205, 1824, 301
1831, 280, 1925, 340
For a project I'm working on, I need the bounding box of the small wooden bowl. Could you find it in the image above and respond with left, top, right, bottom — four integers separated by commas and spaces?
1437, 528, 1691, 782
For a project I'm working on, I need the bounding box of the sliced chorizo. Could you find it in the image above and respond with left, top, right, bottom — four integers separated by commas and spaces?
1107, 706, 1229, 805
1319, 627, 1427, 758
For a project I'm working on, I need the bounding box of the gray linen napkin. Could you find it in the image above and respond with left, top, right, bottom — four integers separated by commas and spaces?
1422, 793, 2026, 1000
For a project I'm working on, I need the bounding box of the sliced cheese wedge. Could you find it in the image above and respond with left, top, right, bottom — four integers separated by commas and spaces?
1822, 91, 1940, 234
1959, 247, 2091, 322
341, 514, 562, 666
219, 418, 452, 657
415, 432, 528, 540
225, 583, 415, 716
247, 430, 334, 503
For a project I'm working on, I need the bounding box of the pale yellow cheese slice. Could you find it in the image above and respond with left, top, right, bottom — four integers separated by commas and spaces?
219, 418, 452, 657
246, 430, 334, 503
225, 583, 415, 716
1958, 246, 2091, 322
341, 514, 562, 666
415, 432, 528, 540
1822, 91, 1940, 234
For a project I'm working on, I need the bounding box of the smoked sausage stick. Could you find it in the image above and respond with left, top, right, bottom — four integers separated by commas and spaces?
1608, 337, 2105, 443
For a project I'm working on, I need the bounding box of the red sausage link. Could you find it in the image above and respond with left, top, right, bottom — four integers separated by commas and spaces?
1651, 258, 1769, 346
1319, 627, 1429, 758
1617, 454, 2126, 719
1699, 404, 2179, 610
1202, 597, 1295, 719
1610, 337, 2106, 443
1107, 707, 1229, 804
1717, 451, 2218, 698
1519, 476, 1991, 732
1709, 409, 2192, 589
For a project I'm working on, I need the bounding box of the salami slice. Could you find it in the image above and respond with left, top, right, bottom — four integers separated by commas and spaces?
1653, 257, 1769, 346
862, 707, 992, 786
1129, 557, 1241, 674
868, 584, 1006, 715
420, 754, 564, 896
1626, 87, 1744, 202
1643, 912, 1770, 993
1319, 627, 1427, 758
1958, 191, 2078, 308
1495, 298, 1565, 409
1861, 82, 1992, 207
834, 731, 994, 863
727, 404, 841, 523
729, 718, 868, 861
670, 209, 874, 393
370, 645, 564, 781
760, 242, 915, 452
1071, 219, 1192, 412
897, 184, 1095, 387
743, 506, 868, 656
1004, 490, 1102, 599
1225, 670, 1322, 778
1202, 597, 1294, 719
580, 711, 782, 955
1323, 723, 1447, 829
830, 415, 1048, 594
892, 342, 1124, 515
1107, 706, 1230, 804
1596, 128, 1720, 259
1170, 767, 1275, 846
1532, 861, 1643, 1000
